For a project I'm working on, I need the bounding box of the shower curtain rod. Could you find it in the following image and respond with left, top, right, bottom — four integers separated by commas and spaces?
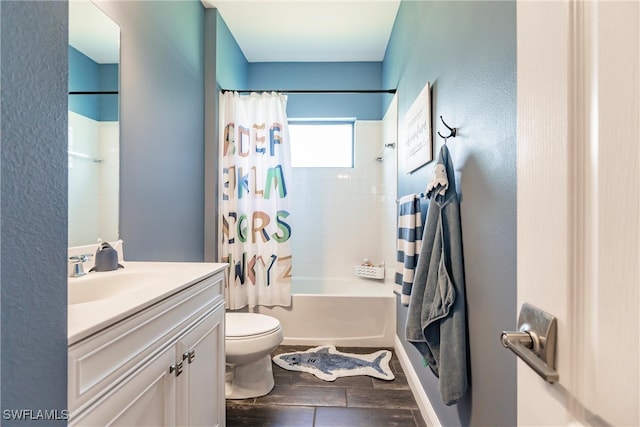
220, 88, 396, 95
69, 91, 118, 95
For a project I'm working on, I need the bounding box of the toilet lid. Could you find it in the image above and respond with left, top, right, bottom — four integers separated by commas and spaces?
226, 313, 281, 338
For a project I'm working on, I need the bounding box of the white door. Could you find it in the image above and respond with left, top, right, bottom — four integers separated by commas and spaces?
517, 0, 639, 425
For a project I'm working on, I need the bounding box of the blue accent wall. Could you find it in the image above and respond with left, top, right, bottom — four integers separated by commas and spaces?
98, 63, 119, 121
248, 62, 383, 120
213, 17, 384, 121
384, 1, 517, 426
214, 16, 383, 120
69, 46, 99, 119
68, 46, 118, 121
215, 11, 248, 90
1, 1, 68, 421
97, 0, 205, 262
203, 9, 249, 262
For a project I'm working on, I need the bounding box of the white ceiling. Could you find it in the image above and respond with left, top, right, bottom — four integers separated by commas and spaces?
69, 0, 120, 64
203, 0, 401, 62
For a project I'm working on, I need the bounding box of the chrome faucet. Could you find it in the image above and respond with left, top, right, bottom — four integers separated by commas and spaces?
68, 253, 93, 278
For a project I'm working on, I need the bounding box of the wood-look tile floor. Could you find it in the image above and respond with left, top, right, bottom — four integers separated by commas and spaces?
226, 345, 427, 427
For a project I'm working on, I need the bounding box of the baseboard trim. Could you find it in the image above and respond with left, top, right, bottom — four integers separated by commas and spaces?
395, 335, 441, 427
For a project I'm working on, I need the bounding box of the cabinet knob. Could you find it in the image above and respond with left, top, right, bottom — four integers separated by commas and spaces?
169, 361, 183, 377
183, 349, 196, 364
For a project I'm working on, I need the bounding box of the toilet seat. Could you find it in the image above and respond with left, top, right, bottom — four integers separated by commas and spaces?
226, 313, 281, 340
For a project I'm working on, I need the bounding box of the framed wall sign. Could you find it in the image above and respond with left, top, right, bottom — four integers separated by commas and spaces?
403, 82, 432, 173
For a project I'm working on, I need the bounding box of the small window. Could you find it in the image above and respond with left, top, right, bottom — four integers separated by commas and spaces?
288, 121, 354, 167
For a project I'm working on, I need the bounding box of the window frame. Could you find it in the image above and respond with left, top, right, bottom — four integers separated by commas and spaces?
287, 119, 355, 168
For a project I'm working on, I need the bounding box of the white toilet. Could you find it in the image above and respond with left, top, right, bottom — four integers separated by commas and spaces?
225, 312, 283, 399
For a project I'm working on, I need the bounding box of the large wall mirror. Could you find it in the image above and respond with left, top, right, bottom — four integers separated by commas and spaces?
68, 0, 120, 247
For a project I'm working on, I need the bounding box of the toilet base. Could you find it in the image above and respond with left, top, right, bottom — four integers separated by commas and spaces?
225, 354, 275, 399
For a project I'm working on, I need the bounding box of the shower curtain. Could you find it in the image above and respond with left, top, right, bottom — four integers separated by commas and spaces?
219, 91, 293, 309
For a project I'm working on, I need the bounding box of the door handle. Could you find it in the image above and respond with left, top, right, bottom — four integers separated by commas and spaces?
501, 302, 559, 383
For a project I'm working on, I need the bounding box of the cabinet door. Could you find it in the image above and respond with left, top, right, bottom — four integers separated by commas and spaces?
177, 304, 225, 427
71, 344, 177, 427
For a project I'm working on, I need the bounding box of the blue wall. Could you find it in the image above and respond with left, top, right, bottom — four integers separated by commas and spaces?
213, 21, 384, 121
1, 1, 68, 422
203, 9, 250, 262
68, 46, 118, 121
384, 1, 517, 426
97, 0, 206, 262
215, 11, 248, 90
248, 62, 383, 120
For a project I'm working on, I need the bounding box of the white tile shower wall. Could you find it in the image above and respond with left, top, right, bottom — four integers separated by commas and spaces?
68, 111, 101, 246
381, 96, 399, 285
68, 112, 119, 246
290, 121, 386, 279
97, 121, 119, 242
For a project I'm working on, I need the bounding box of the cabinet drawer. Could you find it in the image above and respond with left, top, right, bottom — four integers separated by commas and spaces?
69, 272, 223, 414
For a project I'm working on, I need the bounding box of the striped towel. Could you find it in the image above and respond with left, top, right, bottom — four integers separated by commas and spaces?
395, 194, 423, 306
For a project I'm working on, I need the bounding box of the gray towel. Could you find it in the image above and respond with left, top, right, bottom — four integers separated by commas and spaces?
405, 145, 468, 406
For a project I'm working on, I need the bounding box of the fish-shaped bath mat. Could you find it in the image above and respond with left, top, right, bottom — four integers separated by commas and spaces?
272, 345, 395, 381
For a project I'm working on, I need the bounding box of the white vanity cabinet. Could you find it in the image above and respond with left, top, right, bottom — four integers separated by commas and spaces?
68, 269, 226, 427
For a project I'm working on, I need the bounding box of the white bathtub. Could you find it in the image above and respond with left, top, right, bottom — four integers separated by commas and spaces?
252, 277, 396, 347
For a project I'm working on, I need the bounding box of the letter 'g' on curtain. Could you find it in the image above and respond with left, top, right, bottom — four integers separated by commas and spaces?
219, 92, 293, 309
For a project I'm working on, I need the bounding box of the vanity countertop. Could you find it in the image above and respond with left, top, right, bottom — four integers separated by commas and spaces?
68, 261, 227, 346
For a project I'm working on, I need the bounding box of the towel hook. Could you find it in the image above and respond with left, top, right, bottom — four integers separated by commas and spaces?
437, 115, 457, 143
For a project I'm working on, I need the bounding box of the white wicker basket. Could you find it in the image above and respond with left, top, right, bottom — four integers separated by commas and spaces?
355, 265, 385, 280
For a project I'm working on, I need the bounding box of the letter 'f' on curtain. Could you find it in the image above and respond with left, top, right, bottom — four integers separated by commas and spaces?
219, 92, 293, 309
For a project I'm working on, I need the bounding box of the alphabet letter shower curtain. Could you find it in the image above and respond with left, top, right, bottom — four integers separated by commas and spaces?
219, 92, 293, 309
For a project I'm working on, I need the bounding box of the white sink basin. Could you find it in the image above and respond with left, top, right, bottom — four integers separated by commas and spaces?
67, 261, 227, 345
68, 271, 164, 305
